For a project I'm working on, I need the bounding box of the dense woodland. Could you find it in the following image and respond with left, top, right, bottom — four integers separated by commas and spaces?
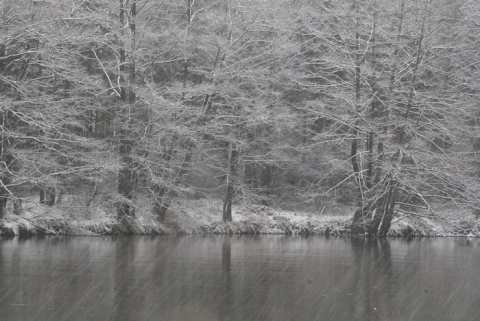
0, 0, 479, 235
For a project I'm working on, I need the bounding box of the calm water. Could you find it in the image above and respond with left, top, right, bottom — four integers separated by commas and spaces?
0, 235, 479, 321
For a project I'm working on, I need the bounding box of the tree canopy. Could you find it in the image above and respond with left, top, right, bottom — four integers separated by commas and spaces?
0, 0, 479, 235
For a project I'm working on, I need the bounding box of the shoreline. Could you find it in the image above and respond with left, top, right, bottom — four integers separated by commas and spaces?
1, 206, 478, 238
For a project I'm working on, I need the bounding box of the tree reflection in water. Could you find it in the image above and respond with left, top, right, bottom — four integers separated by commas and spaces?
349, 237, 394, 321
0, 236, 479, 321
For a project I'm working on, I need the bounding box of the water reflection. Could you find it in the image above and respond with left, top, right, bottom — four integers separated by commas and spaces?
0, 236, 479, 321
220, 237, 233, 321
349, 238, 394, 321
114, 237, 139, 321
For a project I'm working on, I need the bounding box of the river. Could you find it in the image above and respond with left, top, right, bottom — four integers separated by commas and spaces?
0, 235, 479, 321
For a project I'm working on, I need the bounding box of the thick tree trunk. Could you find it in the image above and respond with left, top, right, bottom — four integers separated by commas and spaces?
351, 176, 399, 236
368, 178, 399, 235
223, 142, 237, 222
223, 183, 233, 222
117, 140, 137, 218
351, 1, 405, 237
378, 179, 398, 235
116, 0, 137, 219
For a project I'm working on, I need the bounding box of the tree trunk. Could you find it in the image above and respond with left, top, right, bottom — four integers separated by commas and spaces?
117, 140, 137, 218
374, 141, 384, 184
388, 0, 405, 97
351, 175, 399, 236
223, 142, 237, 222
0, 112, 14, 218
404, 2, 427, 121
378, 179, 398, 235
366, 132, 374, 189
150, 0, 197, 221
39, 187, 55, 206
261, 164, 274, 196
0, 172, 10, 218
152, 184, 168, 221
223, 183, 233, 222
116, 0, 137, 219
13, 199, 21, 216
366, 10, 378, 190
152, 147, 192, 221
0, 192, 7, 218
368, 178, 399, 236
350, 0, 363, 202
182, 0, 192, 101
399, 0, 427, 144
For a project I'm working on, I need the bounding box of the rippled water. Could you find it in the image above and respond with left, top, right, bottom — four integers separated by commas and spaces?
0, 235, 479, 321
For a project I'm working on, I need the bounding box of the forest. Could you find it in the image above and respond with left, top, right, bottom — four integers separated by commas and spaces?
0, 0, 479, 236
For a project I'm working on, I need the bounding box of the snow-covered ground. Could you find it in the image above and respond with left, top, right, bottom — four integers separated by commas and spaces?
168, 199, 350, 234
0, 197, 478, 237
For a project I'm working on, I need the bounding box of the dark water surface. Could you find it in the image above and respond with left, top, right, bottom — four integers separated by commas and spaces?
0, 235, 479, 321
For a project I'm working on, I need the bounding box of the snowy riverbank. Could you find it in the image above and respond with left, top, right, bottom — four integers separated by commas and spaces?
0, 199, 478, 237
